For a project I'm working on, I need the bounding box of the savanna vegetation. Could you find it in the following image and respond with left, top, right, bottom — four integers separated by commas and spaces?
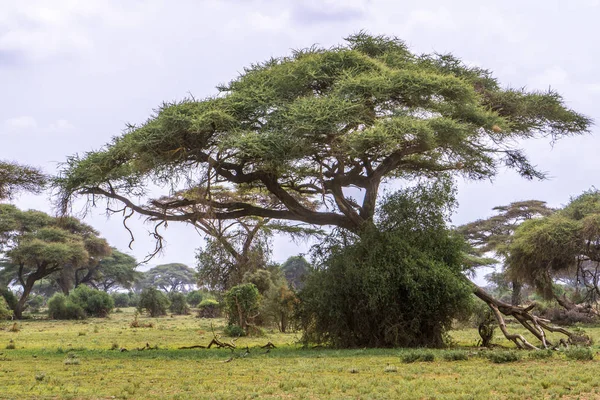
1, 33, 599, 398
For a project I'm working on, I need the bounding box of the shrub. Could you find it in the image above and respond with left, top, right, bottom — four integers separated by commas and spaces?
442, 351, 469, 361
111, 293, 130, 308
186, 290, 203, 307
26, 295, 45, 313
138, 288, 170, 317
487, 351, 522, 363
224, 284, 260, 334
0, 297, 11, 320
0, 287, 17, 312
168, 292, 190, 315
47, 294, 86, 320
197, 299, 221, 318
564, 347, 594, 361
401, 350, 436, 363
128, 292, 140, 308
298, 182, 473, 348
223, 324, 246, 337
70, 286, 114, 317
528, 349, 554, 360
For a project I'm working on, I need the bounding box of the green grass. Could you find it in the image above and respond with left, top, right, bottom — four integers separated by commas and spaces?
1, 308, 600, 399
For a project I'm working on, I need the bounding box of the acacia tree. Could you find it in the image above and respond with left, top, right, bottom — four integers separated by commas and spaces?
0, 205, 111, 318
509, 190, 600, 316
86, 248, 140, 292
0, 161, 46, 200
137, 263, 196, 293
459, 200, 554, 305
57, 33, 591, 347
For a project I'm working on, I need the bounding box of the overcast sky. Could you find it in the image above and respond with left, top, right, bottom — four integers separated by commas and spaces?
1, 0, 599, 278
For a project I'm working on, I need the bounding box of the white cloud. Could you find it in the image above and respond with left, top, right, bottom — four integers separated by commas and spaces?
3, 116, 38, 130
529, 66, 569, 90
48, 118, 75, 133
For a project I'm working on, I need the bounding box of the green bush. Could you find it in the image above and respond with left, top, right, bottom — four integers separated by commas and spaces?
487, 351, 522, 363
223, 324, 246, 337
127, 292, 140, 308
111, 292, 130, 308
401, 350, 436, 363
224, 284, 260, 334
138, 288, 170, 317
0, 297, 11, 320
47, 294, 86, 320
70, 286, 114, 317
186, 291, 203, 307
298, 181, 473, 348
197, 299, 221, 318
168, 292, 190, 315
26, 295, 45, 313
0, 287, 17, 312
564, 347, 594, 361
442, 351, 469, 361
528, 349, 554, 360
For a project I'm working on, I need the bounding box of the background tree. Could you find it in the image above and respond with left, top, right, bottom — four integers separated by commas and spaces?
459, 200, 554, 305
0, 204, 110, 318
56, 33, 591, 347
280, 256, 311, 291
86, 249, 140, 292
0, 161, 46, 200
224, 283, 260, 335
138, 288, 170, 317
137, 263, 196, 293
508, 190, 600, 315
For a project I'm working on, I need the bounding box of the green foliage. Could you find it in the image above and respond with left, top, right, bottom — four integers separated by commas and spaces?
280, 256, 310, 291
442, 351, 469, 361
487, 351, 522, 363
138, 288, 170, 317
0, 160, 46, 200
528, 349, 553, 360
47, 293, 86, 320
26, 295, 45, 313
70, 286, 114, 317
564, 347, 594, 361
0, 296, 11, 320
91, 249, 140, 291
111, 292, 130, 308
299, 179, 473, 348
224, 283, 260, 333
168, 292, 190, 315
223, 324, 246, 337
0, 287, 17, 312
197, 298, 221, 318
185, 290, 203, 307
136, 263, 195, 293
401, 350, 436, 363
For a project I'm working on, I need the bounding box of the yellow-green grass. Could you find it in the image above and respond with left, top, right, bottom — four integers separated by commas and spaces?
1, 308, 600, 399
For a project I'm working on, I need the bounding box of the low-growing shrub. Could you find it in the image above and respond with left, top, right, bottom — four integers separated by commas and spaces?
442, 350, 469, 361
26, 295, 45, 313
168, 292, 190, 315
0, 287, 17, 312
197, 299, 221, 318
564, 347, 594, 361
71, 286, 114, 317
47, 293, 85, 320
401, 350, 435, 363
528, 349, 554, 360
138, 288, 170, 317
224, 324, 246, 337
487, 351, 521, 363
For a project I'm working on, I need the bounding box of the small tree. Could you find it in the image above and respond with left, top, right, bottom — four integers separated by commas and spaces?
47, 293, 86, 320
111, 292, 130, 307
168, 292, 190, 315
185, 290, 203, 307
197, 299, 221, 318
70, 285, 114, 317
224, 283, 260, 334
138, 288, 170, 317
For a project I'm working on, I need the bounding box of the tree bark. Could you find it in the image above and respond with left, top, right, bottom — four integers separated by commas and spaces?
511, 279, 522, 306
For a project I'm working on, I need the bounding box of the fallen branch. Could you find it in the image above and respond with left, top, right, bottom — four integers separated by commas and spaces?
178, 345, 207, 350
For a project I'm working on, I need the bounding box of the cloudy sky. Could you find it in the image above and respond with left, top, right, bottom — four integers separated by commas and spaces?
2, 0, 599, 277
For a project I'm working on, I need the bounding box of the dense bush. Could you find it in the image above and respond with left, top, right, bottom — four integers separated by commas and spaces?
224, 283, 260, 334
127, 292, 140, 308
223, 324, 246, 337
487, 351, 522, 363
111, 292, 130, 308
0, 297, 11, 320
197, 299, 221, 318
26, 295, 45, 313
0, 287, 17, 312
169, 292, 190, 315
564, 347, 594, 361
47, 293, 86, 320
186, 290, 203, 307
138, 288, 170, 317
298, 180, 473, 348
70, 286, 114, 317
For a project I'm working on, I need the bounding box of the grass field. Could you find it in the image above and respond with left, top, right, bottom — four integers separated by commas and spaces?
1, 308, 600, 399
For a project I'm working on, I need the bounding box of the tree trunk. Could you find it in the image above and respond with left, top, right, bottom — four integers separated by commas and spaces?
554, 293, 600, 317
14, 280, 35, 319
472, 285, 574, 350
511, 279, 522, 306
